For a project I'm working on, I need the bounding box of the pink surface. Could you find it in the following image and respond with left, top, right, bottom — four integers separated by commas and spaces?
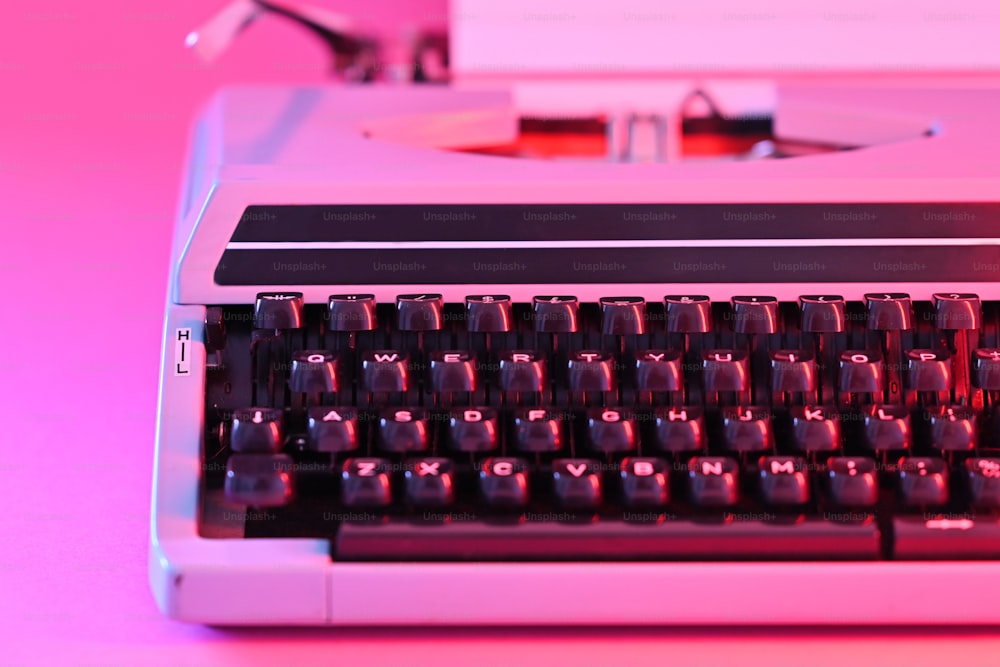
2, 0, 1000, 664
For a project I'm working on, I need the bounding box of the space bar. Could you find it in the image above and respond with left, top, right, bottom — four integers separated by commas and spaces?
335, 518, 880, 561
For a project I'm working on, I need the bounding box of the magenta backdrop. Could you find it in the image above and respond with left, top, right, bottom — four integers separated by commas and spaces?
1, 1, 1000, 664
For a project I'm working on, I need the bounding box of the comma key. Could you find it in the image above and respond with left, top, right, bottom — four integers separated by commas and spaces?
825, 457, 879, 507
967, 458, 1000, 509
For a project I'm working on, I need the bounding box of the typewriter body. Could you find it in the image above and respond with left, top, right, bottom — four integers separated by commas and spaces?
152, 0, 1000, 624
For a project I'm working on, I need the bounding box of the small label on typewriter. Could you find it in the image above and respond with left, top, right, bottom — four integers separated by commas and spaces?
174, 328, 191, 376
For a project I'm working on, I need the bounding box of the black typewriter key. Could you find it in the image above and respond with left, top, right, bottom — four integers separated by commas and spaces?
966, 458, 1000, 509
231, 408, 284, 453
620, 457, 669, 507
721, 407, 774, 452
758, 456, 811, 506
466, 295, 513, 332
928, 405, 977, 451
449, 407, 499, 452
480, 457, 530, 508
568, 351, 615, 391
396, 294, 443, 331
906, 349, 952, 391
341, 458, 393, 508
635, 350, 683, 392
703, 350, 750, 393
254, 292, 304, 329
933, 293, 981, 330
799, 295, 845, 333
405, 458, 455, 507
864, 293, 912, 330
586, 408, 637, 453
653, 407, 705, 452
973, 349, 1000, 390
498, 351, 547, 392
789, 406, 842, 452
687, 457, 740, 507
224, 454, 294, 507
839, 350, 884, 394
731, 296, 779, 334
600, 296, 646, 335
361, 350, 409, 392
533, 296, 579, 333
665, 295, 711, 333
289, 350, 339, 393
379, 408, 430, 453
898, 457, 950, 507
552, 459, 603, 509
429, 351, 478, 392
204, 306, 226, 352
826, 457, 879, 507
328, 294, 377, 331
863, 404, 912, 452
513, 409, 564, 452
307, 406, 358, 453
770, 350, 817, 393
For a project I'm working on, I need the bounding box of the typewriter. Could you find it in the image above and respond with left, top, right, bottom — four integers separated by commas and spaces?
151, 0, 1000, 624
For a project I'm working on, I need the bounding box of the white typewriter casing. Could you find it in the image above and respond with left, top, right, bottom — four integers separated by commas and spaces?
152, 0, 1000, 624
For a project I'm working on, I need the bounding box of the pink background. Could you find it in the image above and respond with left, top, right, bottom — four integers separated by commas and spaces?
2, 0, 1000, 664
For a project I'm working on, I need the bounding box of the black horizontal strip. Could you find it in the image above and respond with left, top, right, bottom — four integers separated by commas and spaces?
230, 204, 1000, 242
214, 245, 1000, 285
334, 518, 880, 561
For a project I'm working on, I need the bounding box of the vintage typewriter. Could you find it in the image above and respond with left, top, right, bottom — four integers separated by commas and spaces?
151, 0, 1000, 623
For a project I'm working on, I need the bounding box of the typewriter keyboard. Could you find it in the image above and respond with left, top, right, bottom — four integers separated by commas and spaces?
199, 292, 1000, 561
